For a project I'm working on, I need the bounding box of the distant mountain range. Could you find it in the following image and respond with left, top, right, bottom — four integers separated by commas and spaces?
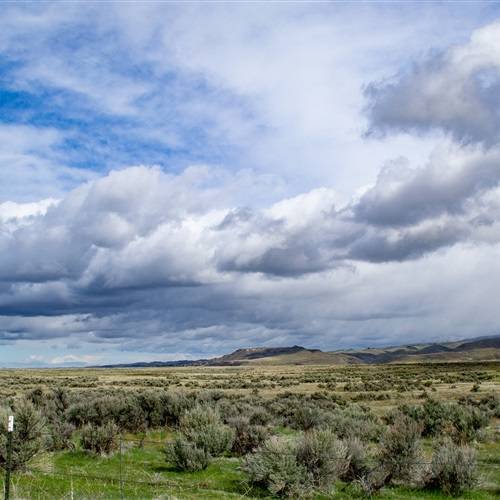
99, 335, 500, 368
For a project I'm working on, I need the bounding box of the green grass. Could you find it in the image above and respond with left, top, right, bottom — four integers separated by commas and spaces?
0, 361, 499, 498
1, 436, 498, 499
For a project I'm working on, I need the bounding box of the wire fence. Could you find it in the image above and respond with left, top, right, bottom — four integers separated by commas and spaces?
2, 434, 500, 499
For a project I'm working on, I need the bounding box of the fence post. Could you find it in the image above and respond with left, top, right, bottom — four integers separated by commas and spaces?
119, 433, 123, 500
4, 415, 14, 500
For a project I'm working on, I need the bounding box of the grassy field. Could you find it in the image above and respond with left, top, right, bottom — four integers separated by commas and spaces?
0, 361, 499, 499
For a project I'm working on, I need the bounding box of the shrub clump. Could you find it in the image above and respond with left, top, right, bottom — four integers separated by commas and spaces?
327, 406, 382, 442
425, 440, 477, 496
0, 400, 45, 471
80, 422, 119, 455
46, 421, 75, 451
165, 436, 210, 472
378, 414, 423, 484
244, 437, 309, 497
244, 430, 352, 497
289, 405, 326, 431
228, 416, 268, 455
180, 405, 234, 457
296, 429, 349, 490
400, 399, 488, 444
340, 437, 370, 482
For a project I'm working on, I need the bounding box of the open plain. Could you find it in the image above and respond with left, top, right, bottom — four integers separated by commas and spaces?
0, 361, 498, 499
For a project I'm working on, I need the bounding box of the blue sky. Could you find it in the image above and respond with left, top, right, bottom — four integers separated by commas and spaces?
1, 2, 500, 366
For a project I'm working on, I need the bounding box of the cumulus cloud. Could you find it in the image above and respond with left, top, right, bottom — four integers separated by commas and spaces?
1, 163, 499, 287
354, 146, 500, 226
365, 21, 500, 146
0, 162, 499, 356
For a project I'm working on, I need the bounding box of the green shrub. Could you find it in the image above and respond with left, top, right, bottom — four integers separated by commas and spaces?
289, 405, 326, 431
355, 467, 389, 497
400, 399, 489, 443
51, 386, 70, 415
67, 394, 146, 432
341, 437, 370, 482
0, 400, 45, 470
136, 392, 164, 428
401, 399, 447, 437
327, 406, 382, 442
426, 441, 477, 496
244, 437, 309, 497
165, 436, 210, 471
447, 405, 488, 444
80, 422, 119, 455
189, 424, 234, 457
180, 405, 234, 456
46, 421, 75, 451
296, 429, 349, 490
161, 392, 195, 426
26, 387, 45, 408
378, 414, 423, 483
249, 407, 272, 426
180, 405, 220, 434
228, 416, 267, 455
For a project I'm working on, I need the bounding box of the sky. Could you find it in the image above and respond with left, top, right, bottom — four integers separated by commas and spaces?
1, 2, 500, 367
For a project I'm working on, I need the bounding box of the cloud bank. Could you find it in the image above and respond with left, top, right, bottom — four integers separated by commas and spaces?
2, 152, 500, 358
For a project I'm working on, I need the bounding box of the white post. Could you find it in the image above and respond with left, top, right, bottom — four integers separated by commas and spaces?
5, 415, 14, 499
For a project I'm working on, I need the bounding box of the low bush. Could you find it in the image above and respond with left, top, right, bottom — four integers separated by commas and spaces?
180, 404, 220, 434
327, 406, 382, 442
80, 422, 119, 455
244, 437, 309, 497
67, 394, 146, 432
378, 414, 423, 484
400, 399, 489, 444
228, 416, 268, 455
46, 421, 75, 451
355, 467, 389, 497
165, 436, 210, 471
447, 405, 488, 444
426, 440, 477, 496
249, 407, 272, 426
296, 429, 349, 490
340, 437, 370, 482
161, 392, 195, 427
0, 400, 45, 470
289, 405, 326, 431
180, 405, 234, 456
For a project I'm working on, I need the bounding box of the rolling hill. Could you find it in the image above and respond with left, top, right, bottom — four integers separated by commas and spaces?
100, 335, 500, 368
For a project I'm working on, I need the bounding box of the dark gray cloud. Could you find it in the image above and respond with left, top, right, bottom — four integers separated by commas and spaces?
365, 21, 500, 147
348, 222, 467, 263
0, 160, 499, 353
1, 164, 497, 295
354, 150, 500, 227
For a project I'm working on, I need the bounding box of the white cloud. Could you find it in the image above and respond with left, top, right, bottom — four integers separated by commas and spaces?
0, 161, 499, 356
48, 354, 99, 365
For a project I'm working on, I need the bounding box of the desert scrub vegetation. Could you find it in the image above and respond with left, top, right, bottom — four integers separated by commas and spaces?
425, 440, 478, 496
0, 400, 45, 470
377, 414, 424, 485
244, 436, 311, 497
178, 405, 234, 456
0, 361, 497, 498
398, 398, 493, 444
80, 422, 119, 455
165, 435, 211, 471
